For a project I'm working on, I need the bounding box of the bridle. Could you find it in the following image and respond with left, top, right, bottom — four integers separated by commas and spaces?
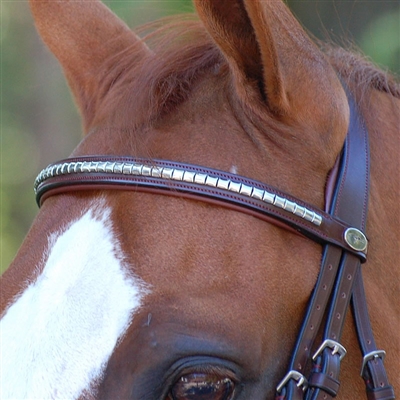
34, 93, 395, 400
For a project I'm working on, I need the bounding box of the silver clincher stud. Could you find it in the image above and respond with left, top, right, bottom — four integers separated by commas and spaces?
344, 227, 368, 253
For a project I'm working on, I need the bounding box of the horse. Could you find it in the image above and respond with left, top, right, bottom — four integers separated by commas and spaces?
1, 0, 399, 399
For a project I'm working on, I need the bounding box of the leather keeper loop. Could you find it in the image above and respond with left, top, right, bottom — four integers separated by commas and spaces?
309, 372, 340, 397
367, 386, 395, 400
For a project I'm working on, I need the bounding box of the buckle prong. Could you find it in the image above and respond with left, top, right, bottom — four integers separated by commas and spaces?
360, 350, 386, 376
276, 370, 308, 393
312, 339, 347, 361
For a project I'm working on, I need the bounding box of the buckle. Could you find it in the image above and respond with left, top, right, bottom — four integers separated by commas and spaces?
276, 370, 308, 393
312, 339, 347, 361
360, 350, 386, 377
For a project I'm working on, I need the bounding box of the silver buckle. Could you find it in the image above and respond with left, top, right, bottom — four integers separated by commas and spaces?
276, 370, 308, 393
312, 339, 347, 361
360, 350, 386, 376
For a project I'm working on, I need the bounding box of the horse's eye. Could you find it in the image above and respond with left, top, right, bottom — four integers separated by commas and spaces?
168, 372, 235, 400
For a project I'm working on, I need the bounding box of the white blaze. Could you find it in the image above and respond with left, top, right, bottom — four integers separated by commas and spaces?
0, 204, 148, 399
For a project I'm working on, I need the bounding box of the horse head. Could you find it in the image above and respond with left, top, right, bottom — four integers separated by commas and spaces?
1, 1, 398, 399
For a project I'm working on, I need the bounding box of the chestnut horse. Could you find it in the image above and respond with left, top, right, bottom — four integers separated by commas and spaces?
1, 1, 399, 399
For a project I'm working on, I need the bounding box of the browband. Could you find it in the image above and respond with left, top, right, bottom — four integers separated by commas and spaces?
34, 156, 368, 261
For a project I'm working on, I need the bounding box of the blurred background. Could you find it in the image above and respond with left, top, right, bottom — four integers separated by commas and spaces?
1, 1, 399, 274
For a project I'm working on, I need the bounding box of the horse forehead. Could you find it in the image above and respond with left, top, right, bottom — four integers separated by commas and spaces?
112, 193, 320, 338
0, 201, 149, 400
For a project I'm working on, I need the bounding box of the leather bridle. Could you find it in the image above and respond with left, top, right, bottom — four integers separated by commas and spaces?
34, 93, 395, 400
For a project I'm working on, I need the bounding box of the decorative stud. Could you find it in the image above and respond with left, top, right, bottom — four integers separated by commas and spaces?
344, 228, 368, 252
34, 159, 324, 228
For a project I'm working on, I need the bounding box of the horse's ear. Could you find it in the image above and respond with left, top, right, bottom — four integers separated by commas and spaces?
194, 0, 348, 131
29, 0, 151, 132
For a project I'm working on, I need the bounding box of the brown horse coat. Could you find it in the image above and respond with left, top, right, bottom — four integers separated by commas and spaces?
1, 1, 399, 399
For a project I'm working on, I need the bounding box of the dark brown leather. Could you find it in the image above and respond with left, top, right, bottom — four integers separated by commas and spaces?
279, 245, 343, 400
353, 274, 395, 400
304, 95, 394, 400
367, 387, 397, 400
306, 254, 361, 400
308, 372, 340, 397
35, 158, 367, 261
275, 92, 394, 400
304, 96, 368, 400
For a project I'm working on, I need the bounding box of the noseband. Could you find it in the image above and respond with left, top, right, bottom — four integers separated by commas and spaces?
34, 94, 394, 400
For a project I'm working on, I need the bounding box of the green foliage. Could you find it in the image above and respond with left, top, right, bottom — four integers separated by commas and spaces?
1, 1, 398, 274
1, 3, 38, 273
105, 0, 194, 24
361, 8, 400, 74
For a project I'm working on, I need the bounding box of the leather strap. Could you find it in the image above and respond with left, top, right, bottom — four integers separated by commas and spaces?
277, 245, 343, 399
275, 93, 367, 400
353, 274, 395, 400
307, 254, 360, 400
308, 372, 340, 397
305, 98, 367, 399
306, 93, 393, 400
306, 94, 393, 400
35, 157, 368, 260
275, 92, 394, 400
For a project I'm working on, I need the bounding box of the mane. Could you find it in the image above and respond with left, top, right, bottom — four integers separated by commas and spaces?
94, 16, 400, 132
94, 16, 224, 131
320, 41, 400, 103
